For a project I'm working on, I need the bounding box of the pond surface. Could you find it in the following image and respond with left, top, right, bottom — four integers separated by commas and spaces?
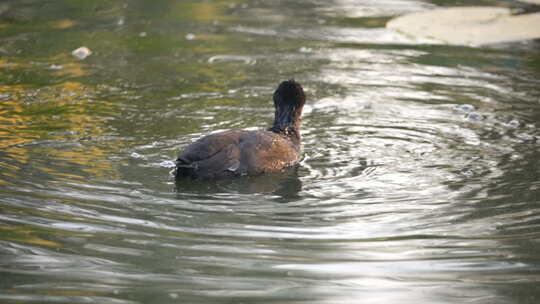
1, 0, 540, 303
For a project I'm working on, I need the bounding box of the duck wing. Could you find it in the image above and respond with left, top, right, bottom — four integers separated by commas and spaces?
175, 130, 246, 179
176, 130, 245, 163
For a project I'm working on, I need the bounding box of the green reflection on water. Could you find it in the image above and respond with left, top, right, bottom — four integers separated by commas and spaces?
0, 0, 264, 183
1, 1, 539, 304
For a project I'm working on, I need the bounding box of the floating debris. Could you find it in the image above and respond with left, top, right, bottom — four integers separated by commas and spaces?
185, 33, 196, 40
49, 64, 63, 70
71, 46, 92, 60
139, 32, 147, 37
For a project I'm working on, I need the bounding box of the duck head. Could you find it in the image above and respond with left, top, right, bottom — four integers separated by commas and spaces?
270, 80, 305, 138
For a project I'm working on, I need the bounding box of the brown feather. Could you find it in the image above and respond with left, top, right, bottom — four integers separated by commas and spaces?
175, 80, 305, 179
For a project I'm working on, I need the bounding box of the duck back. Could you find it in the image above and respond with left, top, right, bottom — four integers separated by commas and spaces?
175, 129, 301, 179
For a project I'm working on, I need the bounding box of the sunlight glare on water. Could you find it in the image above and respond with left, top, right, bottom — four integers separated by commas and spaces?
1, 0, 540, 304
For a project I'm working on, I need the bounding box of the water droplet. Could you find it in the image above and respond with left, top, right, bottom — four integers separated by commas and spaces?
506, 119, 520, 128
466, 112, 484, 122
130, 152, 143, 159
160, 160, 176, 168
455, 104, 475, 112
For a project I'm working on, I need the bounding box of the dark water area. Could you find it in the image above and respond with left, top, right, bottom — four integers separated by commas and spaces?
1, 0, 540, 303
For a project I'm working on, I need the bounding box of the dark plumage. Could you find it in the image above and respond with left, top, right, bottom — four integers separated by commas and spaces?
175, 80, 306, 179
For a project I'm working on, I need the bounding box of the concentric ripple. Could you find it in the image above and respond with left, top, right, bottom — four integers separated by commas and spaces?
1, 1, 540, 304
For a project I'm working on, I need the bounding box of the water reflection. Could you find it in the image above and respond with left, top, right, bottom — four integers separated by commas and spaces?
175, 167, 302, 201
1, 0, 540, 303
0, 82, 122, 184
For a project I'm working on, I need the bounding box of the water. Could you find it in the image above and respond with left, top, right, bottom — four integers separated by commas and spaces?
1, 0, 540, 303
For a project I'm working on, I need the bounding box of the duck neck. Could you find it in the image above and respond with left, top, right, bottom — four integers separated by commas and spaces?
269, 104, 301, 143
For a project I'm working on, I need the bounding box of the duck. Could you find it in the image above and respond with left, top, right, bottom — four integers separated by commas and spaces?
174, 80, 306, 179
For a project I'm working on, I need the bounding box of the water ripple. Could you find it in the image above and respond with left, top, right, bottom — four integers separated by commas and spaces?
1, 0, 540, 303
